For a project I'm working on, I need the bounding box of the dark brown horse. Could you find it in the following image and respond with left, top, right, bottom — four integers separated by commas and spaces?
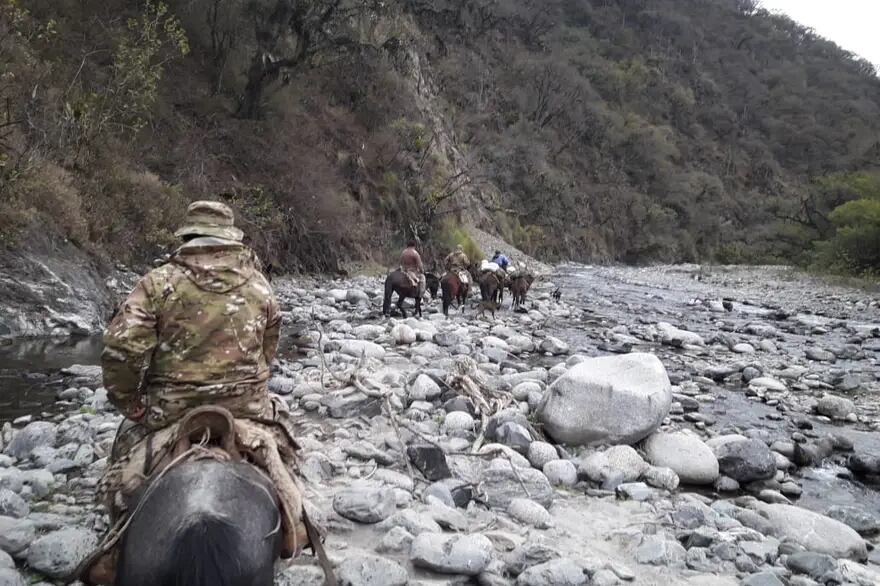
477, 271, 504, 305
383, 269, 423, 318
425, 272, 440, 300
509, 274, 535, 309
440, 272, 470, 316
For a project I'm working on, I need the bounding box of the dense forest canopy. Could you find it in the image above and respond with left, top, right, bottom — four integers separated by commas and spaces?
2, 0, 879, 273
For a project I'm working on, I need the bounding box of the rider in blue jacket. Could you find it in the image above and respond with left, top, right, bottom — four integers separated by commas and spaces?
491, 250, 510, 270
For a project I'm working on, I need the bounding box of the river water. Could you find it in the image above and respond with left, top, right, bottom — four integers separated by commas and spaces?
0, 336, 103, 422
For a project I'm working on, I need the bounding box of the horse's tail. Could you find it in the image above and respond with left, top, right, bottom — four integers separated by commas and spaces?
162, 512, 243, 586
382, 274, 394, 316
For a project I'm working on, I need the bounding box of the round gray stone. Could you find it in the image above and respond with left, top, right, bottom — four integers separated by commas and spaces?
410, 533, 494, 575
336, 554, 408, 586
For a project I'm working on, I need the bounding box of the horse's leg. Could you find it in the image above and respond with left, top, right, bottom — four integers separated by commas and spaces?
397, 293, 407, 319
415, 294, 422, 318
383, 279, 393, 316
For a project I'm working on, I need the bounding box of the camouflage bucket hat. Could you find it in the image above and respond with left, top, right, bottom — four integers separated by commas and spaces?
174, 201, 244, 241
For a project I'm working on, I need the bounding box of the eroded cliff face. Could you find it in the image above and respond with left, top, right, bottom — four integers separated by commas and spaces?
0, 233, 136, 338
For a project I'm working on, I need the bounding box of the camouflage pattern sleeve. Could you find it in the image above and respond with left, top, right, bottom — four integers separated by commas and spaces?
102, 273, 160, 417
263, 290, 281, 366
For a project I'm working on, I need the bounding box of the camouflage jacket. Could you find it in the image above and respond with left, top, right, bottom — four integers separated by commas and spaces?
102, 237, 281, 429
444, 251, 470, 272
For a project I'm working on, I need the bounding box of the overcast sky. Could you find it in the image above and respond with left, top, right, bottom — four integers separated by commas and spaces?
759, 0, 880, 65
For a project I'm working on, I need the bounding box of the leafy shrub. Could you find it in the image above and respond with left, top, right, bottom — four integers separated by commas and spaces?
813, 197, 880, 275
434, 220, 484, 265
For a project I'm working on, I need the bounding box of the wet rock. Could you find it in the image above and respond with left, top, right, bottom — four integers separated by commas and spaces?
410, 533, 494, 575
336, 554, 408, 586
538, 353, 672, 446
793, 439, 833, 467
0, 516, 35, 556
714, 439, 776, 482
482, 461, 554, 508
4, 422, 57, 460
516, 558, 590, 585
26, 527, 97, 579
542, 460, 577, 486
825, 505, 880, 536
0, 491, 27, 519
407, 444, 451, 481
760, 504, 867, 561
643, 431, 719, 485
507, 498, 551, 528
847, 453, 880, 478
815, 395, 855, 420
337, 339, 386, 359
332, 485, 396, 523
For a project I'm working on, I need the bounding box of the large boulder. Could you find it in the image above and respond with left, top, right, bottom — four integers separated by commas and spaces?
760, 504, 867, 561
714, 439, 776, 482
643, 431, 719, 485
536, 353, 672, 446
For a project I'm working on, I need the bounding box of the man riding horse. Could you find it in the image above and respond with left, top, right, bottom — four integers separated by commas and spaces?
444, 244, 471, 285
81, 202, 332, 585
400, 239, 426, 297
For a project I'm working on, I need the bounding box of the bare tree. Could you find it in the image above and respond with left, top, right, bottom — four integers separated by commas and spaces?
236, 0, 386, 118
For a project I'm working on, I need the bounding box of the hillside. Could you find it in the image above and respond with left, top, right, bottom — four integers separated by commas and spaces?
2, 0, 879, 272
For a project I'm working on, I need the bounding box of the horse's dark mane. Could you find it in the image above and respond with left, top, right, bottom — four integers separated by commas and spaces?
162, 512, 244, 586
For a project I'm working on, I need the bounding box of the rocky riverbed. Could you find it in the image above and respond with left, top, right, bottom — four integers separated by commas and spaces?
1, 264, 879, 586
